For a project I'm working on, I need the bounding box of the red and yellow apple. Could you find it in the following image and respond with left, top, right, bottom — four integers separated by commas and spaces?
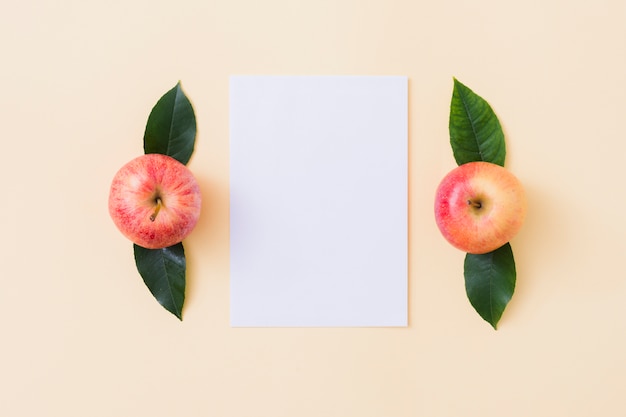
434, 161, 526, 254
108, 154, 201, 249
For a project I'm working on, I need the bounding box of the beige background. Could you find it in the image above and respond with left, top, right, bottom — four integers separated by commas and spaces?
2, 0, 625, 416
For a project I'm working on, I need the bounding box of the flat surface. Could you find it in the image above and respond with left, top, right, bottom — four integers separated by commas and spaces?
1, 0, 626, 416
229, 76, 407, 327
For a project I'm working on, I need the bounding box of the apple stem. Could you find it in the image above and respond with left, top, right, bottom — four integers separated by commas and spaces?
150, 198, 162, 222
467, 200, 482, 209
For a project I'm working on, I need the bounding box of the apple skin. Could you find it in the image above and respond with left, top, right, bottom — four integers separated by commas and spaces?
108, 154, 201, 249
434, 161, 526, 254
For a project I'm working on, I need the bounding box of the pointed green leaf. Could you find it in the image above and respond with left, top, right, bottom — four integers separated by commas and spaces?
134, 243, 186, 320
449, 78, 506, 166
464, 243, 516, 329
143, 82, 197, 165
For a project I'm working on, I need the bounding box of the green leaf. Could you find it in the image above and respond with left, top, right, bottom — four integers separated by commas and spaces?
449, 78, 506, 166
134, 243, 186, 320
464, 243, 516, 329
143, 82, 197, 165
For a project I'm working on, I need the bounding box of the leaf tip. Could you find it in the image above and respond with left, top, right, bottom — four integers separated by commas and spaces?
171, 82, 183, 97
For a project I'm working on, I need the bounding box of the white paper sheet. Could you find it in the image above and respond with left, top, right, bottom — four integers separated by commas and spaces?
229, 75, 408, 327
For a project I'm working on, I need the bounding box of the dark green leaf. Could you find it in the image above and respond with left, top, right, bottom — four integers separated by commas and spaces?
143, 82, 197, 165
449, 78, 506, 166
464, 243, 516, 329
134, 243, 186, 320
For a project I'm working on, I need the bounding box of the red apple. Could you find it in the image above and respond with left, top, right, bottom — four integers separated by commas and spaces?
434, 161, 526, 254
108, 154, 201, 249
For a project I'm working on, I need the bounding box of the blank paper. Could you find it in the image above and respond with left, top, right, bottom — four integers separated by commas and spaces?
229, 75, 408, 327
